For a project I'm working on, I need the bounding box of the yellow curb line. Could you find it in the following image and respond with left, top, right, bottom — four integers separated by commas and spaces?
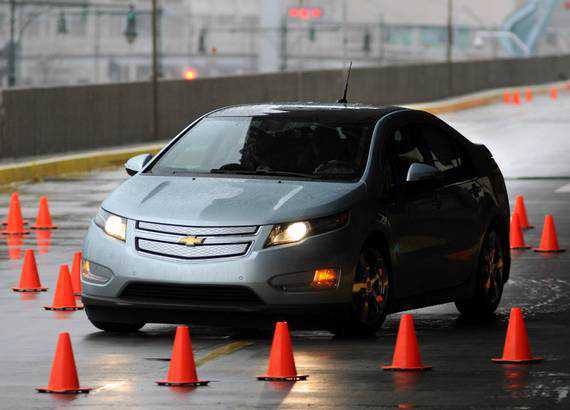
0, 144, 164, 187
1, 80, 569, 187
195, 340, 254, 368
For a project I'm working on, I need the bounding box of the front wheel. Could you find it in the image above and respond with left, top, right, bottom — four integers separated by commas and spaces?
340, 246, 391, 335
455, 228, 505, 317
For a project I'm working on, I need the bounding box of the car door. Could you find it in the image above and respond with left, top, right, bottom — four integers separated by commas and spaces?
418, 123, 482, 290
380, 120, 447, 298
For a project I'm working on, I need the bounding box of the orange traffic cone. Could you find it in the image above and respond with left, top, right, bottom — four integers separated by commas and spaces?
492, 308, 543, 364
383, 314, 432, 371
44, 265, 83, 311
2, 192, 27, 225
510, 213, 530, 250
12, 249, 48, 292
513, 91, 521, 105
70, 252, 82, 296
503, 91, 511, 104
524, 89, 533, 102
258, 322, 308, 381
550, 87, 558, 100
514, 195, 533, 229
31, 196, 57, 230
36, 332, 92, 394
156, 326, 209, 386
2, 192, 29, 235
534, 214, 565, 253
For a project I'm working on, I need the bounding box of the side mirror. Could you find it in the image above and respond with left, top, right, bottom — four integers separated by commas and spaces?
406, 163, 441, 183
125, 153, 152, 176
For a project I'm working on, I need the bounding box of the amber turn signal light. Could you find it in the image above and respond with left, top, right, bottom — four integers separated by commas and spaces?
312, 268, 340, 289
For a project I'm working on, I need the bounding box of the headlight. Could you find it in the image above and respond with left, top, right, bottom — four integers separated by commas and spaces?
265, 211, 349, 247
94, 208, 127, 242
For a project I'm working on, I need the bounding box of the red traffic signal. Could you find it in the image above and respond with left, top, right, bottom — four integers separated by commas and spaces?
288, 7, 323, 20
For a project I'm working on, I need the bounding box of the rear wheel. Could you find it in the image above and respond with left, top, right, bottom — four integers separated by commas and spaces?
455, 228, 505, 317
342, 246, 390, 335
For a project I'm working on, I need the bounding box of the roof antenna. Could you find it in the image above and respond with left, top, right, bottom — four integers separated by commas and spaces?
337, 61, 352, 104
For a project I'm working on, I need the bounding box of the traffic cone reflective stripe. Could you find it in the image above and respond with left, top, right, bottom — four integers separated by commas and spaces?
258, 322, 308, 381
492, 308, 543, 364
44, 265, 83, 311
534, 214, 565, 253
71, 252, 82, 296
156, 326, 209, 386
36, 332, 92, 394
510, 213, 530, 250
12, 249, 47, 292
31, 196, 58, 230
383, 314, 432, 371
513, 195, 533, 229
2, 192, 29, 235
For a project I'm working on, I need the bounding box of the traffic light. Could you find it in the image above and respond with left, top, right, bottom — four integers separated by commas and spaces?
289, 7, 323, 21
124, 5, 138, 44
57, 11, 68, 35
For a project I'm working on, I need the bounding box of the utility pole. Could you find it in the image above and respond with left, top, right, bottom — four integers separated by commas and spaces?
446, 0, 453, 63
151, 0, 159, 140
8, 0, 16, 86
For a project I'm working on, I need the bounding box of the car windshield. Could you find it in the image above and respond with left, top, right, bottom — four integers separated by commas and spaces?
149, 116, 374, 180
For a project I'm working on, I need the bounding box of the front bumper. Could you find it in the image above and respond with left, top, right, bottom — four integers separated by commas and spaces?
82, 219, 362, 325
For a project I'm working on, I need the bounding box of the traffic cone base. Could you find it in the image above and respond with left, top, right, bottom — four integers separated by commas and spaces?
491, 357, 543, 364
382, 364, 432, 371
36, 386, 92, 394
156, 380, 209, 387
44, 305, 84, 311
31, 225, 58, 230
257, 375, 308, 381
13, 286, 48, 293
2, 230, 30, 236
533, 248, 565, 253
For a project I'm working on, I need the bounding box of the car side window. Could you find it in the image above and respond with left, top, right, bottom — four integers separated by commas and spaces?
420, 125, 471, 182
386, 125, 432, 186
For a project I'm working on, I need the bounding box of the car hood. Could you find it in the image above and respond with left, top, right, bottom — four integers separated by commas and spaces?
102, 175, 366, 226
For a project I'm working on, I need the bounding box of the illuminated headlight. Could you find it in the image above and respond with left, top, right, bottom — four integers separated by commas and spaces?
265, 211, 349, 247
94, 208, 127, 242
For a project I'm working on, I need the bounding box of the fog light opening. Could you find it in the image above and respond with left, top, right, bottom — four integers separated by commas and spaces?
312, 268, 340, 289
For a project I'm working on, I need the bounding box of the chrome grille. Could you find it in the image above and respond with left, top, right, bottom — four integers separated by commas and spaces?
135, 220, 258, 260
136, 239, 249, 260
137, 221, 258, 236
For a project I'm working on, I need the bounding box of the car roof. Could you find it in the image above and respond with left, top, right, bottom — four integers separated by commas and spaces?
208, 103, 404, 123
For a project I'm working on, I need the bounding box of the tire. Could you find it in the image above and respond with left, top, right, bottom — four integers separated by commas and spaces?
89, 320, 145, 333
455, 227, 506, 317
338, 245, 391, 336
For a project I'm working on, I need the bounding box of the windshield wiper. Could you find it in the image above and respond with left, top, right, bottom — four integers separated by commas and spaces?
210, 168, 322, 180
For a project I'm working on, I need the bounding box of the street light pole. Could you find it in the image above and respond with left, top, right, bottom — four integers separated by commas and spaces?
8, 0, 16, 87
151, 0, 159, 140
447, 0, 453, 63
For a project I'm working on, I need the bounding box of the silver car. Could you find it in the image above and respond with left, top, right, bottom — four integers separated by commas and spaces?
82, 103, 510, 334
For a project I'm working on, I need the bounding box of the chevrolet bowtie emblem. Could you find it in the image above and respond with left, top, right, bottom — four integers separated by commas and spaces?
178, 236, 205, 246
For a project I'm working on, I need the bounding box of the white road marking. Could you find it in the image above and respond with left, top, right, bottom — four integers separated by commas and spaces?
555, 183, 570, 193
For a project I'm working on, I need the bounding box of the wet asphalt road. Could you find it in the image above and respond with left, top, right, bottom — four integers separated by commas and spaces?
1, 93, 569, 408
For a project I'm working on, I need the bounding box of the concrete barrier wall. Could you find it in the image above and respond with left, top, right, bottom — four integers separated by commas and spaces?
1, 55, 569, 161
